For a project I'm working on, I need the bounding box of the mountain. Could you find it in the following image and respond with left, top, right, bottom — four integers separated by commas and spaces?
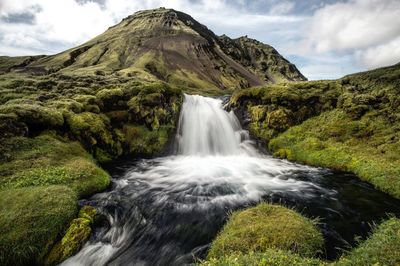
0, 8, 306, 91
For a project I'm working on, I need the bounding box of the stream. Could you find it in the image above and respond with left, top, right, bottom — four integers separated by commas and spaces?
62, 94, 400, 266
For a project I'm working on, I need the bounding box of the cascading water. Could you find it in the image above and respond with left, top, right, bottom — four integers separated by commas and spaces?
61, 94, 400, 266
176, 94, 251, 156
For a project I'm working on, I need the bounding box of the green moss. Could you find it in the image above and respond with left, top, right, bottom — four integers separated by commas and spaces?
96, 88, 126, 111
66, 112, 122, 157
200, 250, 326, 266
335, 218, 400, 266
0, 134, 110, 197
44, 217, 92, 266
0, 186, 77, 266
94, 147, 113, 163
78, 205, 97, 223
268, 109, 400, 198
0, 103, 64, 130
207, 203, 323, 259
122, 124, 171, 156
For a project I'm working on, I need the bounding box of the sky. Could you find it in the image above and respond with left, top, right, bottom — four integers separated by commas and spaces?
0, 0, 399, 80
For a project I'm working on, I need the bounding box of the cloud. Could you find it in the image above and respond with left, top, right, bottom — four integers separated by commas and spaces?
303, 0, 400, 69
268, 1, 295, 15
355, 37, 400, 69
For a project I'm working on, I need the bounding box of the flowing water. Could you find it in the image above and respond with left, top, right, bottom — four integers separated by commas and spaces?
62, 94, 400, 266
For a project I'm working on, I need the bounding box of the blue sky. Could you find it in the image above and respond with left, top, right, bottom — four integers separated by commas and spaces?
0, 0, 399, 80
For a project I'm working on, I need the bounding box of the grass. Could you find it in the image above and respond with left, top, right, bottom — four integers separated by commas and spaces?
0, 186, 77, 265
335, 217, 400, 266
231, 63, 400, 199
201, 204, 400, 266
268, 109, 400, 199
207, 203, 323, 259
0, 134, 110, 197
0, 134, 110, 265
201, 250, 326, 266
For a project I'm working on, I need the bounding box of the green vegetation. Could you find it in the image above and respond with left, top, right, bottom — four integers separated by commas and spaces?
0, 72, 183, 264
201, 204, 400, 266
0, 134, 109, 265
44, 206, 98, 266
0, 186, 77, 265
0, 134, 110, 197
207, 203, 323, 259
335, 217, 400, 266
201, 250, 325, 266
269, 109, 400, 198
230, 63, 400, 199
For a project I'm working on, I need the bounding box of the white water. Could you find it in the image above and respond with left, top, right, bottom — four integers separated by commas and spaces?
61, 94, 331, 266
176, 94, 251, 155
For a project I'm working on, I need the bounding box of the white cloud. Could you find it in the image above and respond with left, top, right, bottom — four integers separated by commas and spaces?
269, 1, 295, 15
303, 0, 400, 69
355, 36, 400, 69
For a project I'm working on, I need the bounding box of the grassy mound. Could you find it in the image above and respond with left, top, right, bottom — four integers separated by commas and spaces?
0, 186, 77, 265
207, 203, 323, 259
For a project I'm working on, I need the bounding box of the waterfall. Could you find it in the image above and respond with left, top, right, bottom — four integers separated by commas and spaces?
176, 94, 254, 156
61, 94, 331, 266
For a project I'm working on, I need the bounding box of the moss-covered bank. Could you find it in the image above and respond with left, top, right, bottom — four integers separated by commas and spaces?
201, 204, 400, 266
0, 73, 183, 265
230, 63, 400, 199
0, 134, 109, 265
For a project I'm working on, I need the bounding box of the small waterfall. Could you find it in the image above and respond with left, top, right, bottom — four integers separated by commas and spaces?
61, 94, 341, 266
176, 94, 254, 156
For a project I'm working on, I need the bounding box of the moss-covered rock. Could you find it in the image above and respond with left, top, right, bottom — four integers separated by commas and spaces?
122, 124, 171, 156
78, 205, 97, 223
44, 206, 98, 266
96, 88, 127, 111
0, 113, 28, 138
207, 203, 323, 259
267, 108, 294, 131
66, 111, 122, 158
0, 103, 64, 132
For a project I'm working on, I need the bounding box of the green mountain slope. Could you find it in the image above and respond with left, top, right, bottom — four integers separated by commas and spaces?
0, 8, 305, 92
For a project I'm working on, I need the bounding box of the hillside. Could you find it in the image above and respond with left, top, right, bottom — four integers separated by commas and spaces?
0, 8, 305, 94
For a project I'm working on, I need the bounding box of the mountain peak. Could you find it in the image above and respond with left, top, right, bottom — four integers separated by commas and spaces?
3, 8, 306, 91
